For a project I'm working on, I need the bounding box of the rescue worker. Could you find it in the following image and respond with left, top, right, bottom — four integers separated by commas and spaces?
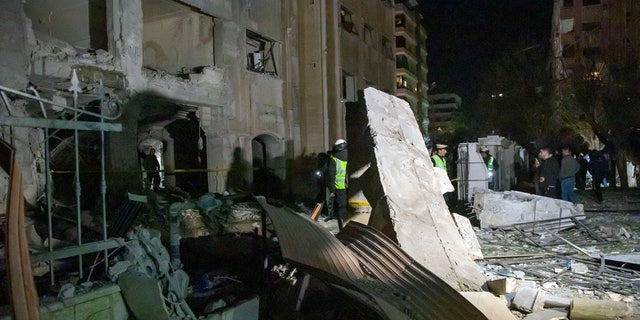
480, 146, 498, 190
325, 139, 348, 230
431, 144, 448, 172
143, 147, 161, 190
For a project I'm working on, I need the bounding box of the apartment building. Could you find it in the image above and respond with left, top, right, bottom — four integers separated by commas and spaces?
553, 0, 640, 81
393, 0, 429, 143
0, 0, 396, 206
427, 93, 460, 135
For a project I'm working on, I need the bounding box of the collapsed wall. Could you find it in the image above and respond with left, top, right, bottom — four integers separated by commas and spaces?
346, 87, 485, 290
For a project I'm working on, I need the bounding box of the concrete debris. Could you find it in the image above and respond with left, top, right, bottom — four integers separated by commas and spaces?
473, 189, 584, 229
544, 295, 572, 308
453, 213, 484, 260
570, 298, 633, 320
202, 297, 259, 320
570, 262, 589, 274
512, 286, 546, 313
57, 283, 76, 300
461, 292, 517, 320
487, 277, 521, 295
521, 308, 568, 320
118, 228, 195, 319
348, 87, 485, 290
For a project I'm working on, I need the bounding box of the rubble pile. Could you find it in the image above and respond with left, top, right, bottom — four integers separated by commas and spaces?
473, 189, 640, 319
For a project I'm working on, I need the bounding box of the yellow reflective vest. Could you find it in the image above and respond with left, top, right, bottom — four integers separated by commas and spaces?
334, 158, 347, 189
431, 154, 446, 170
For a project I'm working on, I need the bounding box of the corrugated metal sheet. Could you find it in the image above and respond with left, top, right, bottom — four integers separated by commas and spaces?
255, 197, 365, 286
337, 222, 489, 320
257, 197, 488, 320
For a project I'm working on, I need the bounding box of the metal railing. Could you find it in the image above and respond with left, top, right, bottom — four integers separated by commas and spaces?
0, 69, 124, 285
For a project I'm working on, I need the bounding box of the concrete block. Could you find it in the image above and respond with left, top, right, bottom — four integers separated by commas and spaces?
345, 88, 485, 290
522, 308, 568, 320
513, 286, 546, 313
544, 295, 572, 308
473, 189, 584, 229
461, 292, 517, 320
487, 278, 520, 295
571, 262, 589, 274
453, 213, 484, 260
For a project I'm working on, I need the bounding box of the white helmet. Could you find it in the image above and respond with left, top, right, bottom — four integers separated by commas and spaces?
333, 139, 347, 152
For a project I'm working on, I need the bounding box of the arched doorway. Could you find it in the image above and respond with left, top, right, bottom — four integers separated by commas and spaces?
251, 134, 285, 198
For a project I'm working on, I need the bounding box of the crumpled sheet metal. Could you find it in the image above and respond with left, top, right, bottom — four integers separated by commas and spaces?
338, 222, 488, 320
255, 197, 365, 286
256, 197, 489, 320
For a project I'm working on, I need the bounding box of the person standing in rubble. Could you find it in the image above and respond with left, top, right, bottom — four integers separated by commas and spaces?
588, 149, 608, 203
325, 139, 348, 230
536, 146, 560, 198
560, 146, 580, 203
431, 144, 448, 172
480, 146, 499, 190
144, 147, 162, 190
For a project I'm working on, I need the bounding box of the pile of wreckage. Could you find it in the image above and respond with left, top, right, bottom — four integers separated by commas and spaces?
1, 87, 639, 319
472, 188, 640, 319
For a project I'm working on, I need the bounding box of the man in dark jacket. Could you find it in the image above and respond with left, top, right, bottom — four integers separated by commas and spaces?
588, 150, 609, 202
536, 146, 560, 198
325, 139, 348, 230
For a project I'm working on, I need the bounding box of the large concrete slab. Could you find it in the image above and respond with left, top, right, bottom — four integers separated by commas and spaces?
473, 189, 584, 229
345, 87, 485, 290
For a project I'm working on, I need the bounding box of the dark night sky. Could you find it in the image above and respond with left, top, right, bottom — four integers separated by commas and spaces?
419, 0, 554, 104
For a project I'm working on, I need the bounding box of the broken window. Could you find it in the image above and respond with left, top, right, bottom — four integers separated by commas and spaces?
342, 71, 357, 102
142, 0, 215, 75
382, 37, 394, 60
24, 0, 108, 51
341, 6, 358, 35
246, 30, 280, 76
364, 24, 375, 45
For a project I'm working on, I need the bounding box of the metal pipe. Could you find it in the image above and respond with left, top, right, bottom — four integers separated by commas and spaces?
28, 87, 56, 285
0, 90, 15, 146
70, 70, 84, 278
0, 84, 122, 120
99, 81, 109, 274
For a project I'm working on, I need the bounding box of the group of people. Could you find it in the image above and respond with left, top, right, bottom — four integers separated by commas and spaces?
534, 146, 609, 203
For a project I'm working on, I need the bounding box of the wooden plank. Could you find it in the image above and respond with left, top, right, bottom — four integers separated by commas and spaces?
310, 203, 323, 221
2, 138, 40, 319
6, 150, 29, 319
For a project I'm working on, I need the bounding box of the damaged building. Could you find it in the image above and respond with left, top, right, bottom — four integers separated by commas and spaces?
3, 0, 639, 319
1, 0, 397, 208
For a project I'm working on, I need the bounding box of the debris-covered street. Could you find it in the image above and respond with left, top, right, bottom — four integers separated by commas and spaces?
473, 188, 640, 319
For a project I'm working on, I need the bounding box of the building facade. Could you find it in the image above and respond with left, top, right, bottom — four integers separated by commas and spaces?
427, 93, 460, 137
0, 0, 396, 208
553, 0, 640, 81
393, 0, 430, 144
